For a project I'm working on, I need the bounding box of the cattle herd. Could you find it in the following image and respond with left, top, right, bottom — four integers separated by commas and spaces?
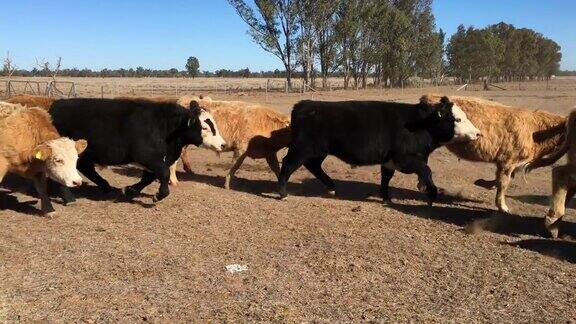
0, 93, 573, 239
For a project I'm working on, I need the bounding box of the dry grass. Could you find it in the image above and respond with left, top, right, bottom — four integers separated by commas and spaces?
1, 78, 576, 321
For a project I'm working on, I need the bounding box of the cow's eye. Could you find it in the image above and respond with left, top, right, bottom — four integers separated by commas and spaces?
54, 159, 64, 164
455, 118, 462, 122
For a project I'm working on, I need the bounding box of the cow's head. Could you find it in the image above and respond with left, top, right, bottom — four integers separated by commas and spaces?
184, 102, 226, 151
413, 96, 481, 144
32, 138, 87, 187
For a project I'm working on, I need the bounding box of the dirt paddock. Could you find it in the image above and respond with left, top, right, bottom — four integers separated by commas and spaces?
1, 78, 576, 322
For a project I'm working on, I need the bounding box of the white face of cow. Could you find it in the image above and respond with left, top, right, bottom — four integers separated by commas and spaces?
199, 109, 226, 152
37, 138, 87, 187
450, 104, 481, 141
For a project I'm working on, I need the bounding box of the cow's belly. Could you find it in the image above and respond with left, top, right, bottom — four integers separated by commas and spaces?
329, 147, 385, 166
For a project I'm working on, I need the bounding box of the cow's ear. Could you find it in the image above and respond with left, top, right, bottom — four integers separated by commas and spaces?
440, 96, 450, 104
75, 139, 88, 154
32, 144, 52, 161
189, 100, 200, 110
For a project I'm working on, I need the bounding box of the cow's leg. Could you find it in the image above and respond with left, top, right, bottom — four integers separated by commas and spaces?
154, 166, 171, 202
266, 153, 281, 179
123, 171, 155, 200
225, 151, 248, 189
0, 157, 8, 183
380, 165, 395, 203
396, 157, 437, 205
180, 146, 194, 174
32, 174, 55, 216
304, 155, 335, 194
77, 158, 113, 193
546, 165, 572, 238
278, 149, 309, 199
495, 164, 514, 213
169, 161, 179, 186
60, 185, 76, 205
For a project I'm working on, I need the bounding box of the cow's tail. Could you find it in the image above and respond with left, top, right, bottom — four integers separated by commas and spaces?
526, 110, 576, 173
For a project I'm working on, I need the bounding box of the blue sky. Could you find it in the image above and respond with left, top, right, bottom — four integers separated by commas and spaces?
0, 0, 574, 71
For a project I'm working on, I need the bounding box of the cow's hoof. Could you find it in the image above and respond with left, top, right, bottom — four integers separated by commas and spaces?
327, 190, 336, 196
278, 194, 288, 201
169, 180, 179, 186
153, 192, 169, 203
382, 198, 393, 206
548, 226, 560, 239
43, 211, 56, 218
122, 187, 139, 200
62, 196, 76, 205
545, 218, 560, 239
224, 179, 231, 190
497, 204, 510, 214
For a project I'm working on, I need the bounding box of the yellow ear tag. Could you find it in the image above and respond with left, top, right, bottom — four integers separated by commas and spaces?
35, 151, 42, 159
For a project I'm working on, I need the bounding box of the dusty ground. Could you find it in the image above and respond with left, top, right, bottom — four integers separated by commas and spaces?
1, 78, 576, 322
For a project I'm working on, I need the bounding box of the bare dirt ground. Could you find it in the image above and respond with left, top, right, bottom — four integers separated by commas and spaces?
1, 78, 576, 322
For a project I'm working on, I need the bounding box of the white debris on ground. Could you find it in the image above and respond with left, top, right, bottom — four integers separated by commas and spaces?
225, 264, 249, 273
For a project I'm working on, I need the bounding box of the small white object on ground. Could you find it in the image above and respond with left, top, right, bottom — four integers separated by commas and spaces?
225, 264, 248, 273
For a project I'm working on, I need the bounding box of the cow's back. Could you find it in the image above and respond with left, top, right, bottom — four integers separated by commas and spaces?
289, 100, 413, 165
430, 95, 566, 163
50, 98, 181, 165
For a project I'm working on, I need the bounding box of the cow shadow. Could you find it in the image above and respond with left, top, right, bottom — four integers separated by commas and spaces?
0, 190, 44, 216
64, 184, 156, 208
175, 170, 481, 206
510, 194, 575, 210
388, 203, 576, 238
506, 239, 576, 263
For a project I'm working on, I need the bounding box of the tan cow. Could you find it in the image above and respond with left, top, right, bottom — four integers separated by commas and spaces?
422, 95, 565, 213
0, 101, 87, 215
526, 109, 576, 238
7, 94, 55, 110
174, 96, 291, 189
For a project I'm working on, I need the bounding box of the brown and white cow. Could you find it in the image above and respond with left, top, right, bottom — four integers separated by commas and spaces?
0, 101, 87, 215
422, 95, 566, 213
526, 109, 576, 238
174, 96, 291, 189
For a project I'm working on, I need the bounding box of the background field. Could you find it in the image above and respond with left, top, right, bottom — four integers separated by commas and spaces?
1, 77, 575, 322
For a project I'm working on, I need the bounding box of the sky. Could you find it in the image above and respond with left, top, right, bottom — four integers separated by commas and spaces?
0, 0, 574, 72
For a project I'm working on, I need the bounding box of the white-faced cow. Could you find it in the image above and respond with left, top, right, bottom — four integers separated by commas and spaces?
423, 94, 566, 213
0, 101, 87, 215
277, 97, 481, 204
49, 98, 225, 203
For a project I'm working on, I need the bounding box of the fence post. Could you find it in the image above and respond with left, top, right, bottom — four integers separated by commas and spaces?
101, 85, 104, 99
6, 81, 10, 98
285, 81, 288, 93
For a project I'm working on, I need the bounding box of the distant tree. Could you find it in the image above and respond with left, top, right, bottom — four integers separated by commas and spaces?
228, 0, 298, 88
169, 68, 179, 77
186, 56, 200, 78
2, 51, 16, 79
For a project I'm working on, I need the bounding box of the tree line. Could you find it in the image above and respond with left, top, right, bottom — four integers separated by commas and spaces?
2, 65, 289, 78
447, 22, 561, 83
228, 0, 563, 89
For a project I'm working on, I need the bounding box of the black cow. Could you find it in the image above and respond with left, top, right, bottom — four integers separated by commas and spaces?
277, 97, 480, 203
49, 98, 225, 202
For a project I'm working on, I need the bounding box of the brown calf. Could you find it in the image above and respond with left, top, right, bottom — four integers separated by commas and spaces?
0, 102, 87, 215
175, 96, 291, 189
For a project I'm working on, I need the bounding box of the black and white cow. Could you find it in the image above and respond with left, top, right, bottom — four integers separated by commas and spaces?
278, 96, 481, 204
49, 98, 225, 202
